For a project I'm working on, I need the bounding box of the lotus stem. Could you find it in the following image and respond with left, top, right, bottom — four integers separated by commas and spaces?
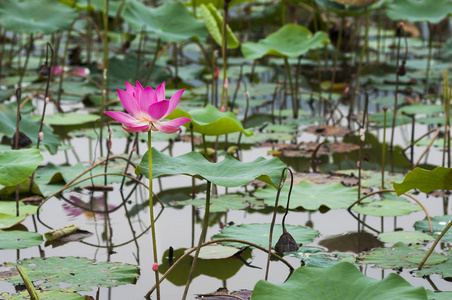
147, 131, 160, 300
283, 57, 297, 118
265, 167, 289, 281
145, 238, 294, 299
182, 181, 211, 300
381, 105, 387, 188
347, 189, 433, 234
418, 219, 452, 270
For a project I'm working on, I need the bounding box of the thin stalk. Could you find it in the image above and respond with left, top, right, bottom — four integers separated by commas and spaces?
329, 17, 344, 102
147, 131, 160, 300
14, 88, 21, 217
381, 105, 388, 188
29, 43, 54, 194
390, 26, 402, 173
219, 0, 230, 109
100, 0, 110, 158
265, 167, 289, 281
182, 181, 211, 300
283, 57, 297, 118
418, 220, 452, 270
18, 34, 33, 88
173, 43, 179, 89
144, 38, 161, 86
349, 9, 369, 128
425, 22, 433, 95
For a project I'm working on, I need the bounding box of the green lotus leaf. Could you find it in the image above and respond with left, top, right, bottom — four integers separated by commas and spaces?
0, 230, 43, 250
44, 113, 99, 126
417, 116, 452, 126
385, 0, 452, 24
352, 200, 422, 217
358, 242, 447, 269
0, 108, 60, 154
414, 249, 452, 279
0, 0, 78, 34
369, 111, 412, 128
171, 194, 264, 212
122, 1, 208, 43
167, 105, 253, 136
287, 247, 357, 268
251, 261, 428, 300
211, 223, 319, 249
415, 215, 452, 242
426, 290, 452, 300
1, 290, 85, 300
397, 103, 444, 115
200, 3, 239, 49
159, 247, 252, 286
193, 245, 242, 259
393, 167, 452, 196
241, 24, 329, 60
254, 181, 358, 211
137, 148, 285, 188
3, 257, 139, 292
315, 0, 386, 17
0, 149, 43, 187
378, 231, 435, 244
0, 202, 38, 229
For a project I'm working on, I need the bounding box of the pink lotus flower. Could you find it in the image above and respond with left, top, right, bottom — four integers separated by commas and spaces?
105, 81, 191, 133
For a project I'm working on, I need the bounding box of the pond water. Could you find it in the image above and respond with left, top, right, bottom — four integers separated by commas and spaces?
2, 0, 452, 299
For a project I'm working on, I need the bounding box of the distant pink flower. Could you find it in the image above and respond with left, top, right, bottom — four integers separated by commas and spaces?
72, 67, 87, 76
105, 81, 191, 133
51, 66, 63, 75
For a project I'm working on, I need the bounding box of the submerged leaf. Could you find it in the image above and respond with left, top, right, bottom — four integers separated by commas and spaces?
415, 215, 452, 242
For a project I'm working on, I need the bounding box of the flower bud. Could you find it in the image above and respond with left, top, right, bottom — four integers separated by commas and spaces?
45, 97, 50, 104
224, 78, 229, 89
39, 131, 44, 141
152, 263, 158, 272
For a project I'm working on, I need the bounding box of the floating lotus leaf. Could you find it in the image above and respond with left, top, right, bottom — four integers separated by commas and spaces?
415, 215, 452, 242
1, 290, 85, 300
137, 148, 284, 188
254, 181, 358, 211
200, 3, 239, 49
352, 200, 422, 217
251, 261, 428, 300
190, 245, 242, 259
426, 290, 452, 300
286, 247, 357, 268
0, 230, 43, 250
417, 116, 452, 126
369, 111, 412, 128
0, 149, 42, 187
0, 202, 38, 230
397, 103, 444, 115
0, 108, 60, 154
414, 249, 452, 279
168, 105, 253, 136
0, 0, 78, 34
159, 247, 252, 286
393, 167, 452, 196
3, 257, 139, 292
358, 242, 447, 269
378, 231, 435, 244
241, 24, 329, 60
171, 194, 264, 212
211, 223, 319, 249
385, 0, 452, 24
122, 1, 208, 43
44, 113, 99, 126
